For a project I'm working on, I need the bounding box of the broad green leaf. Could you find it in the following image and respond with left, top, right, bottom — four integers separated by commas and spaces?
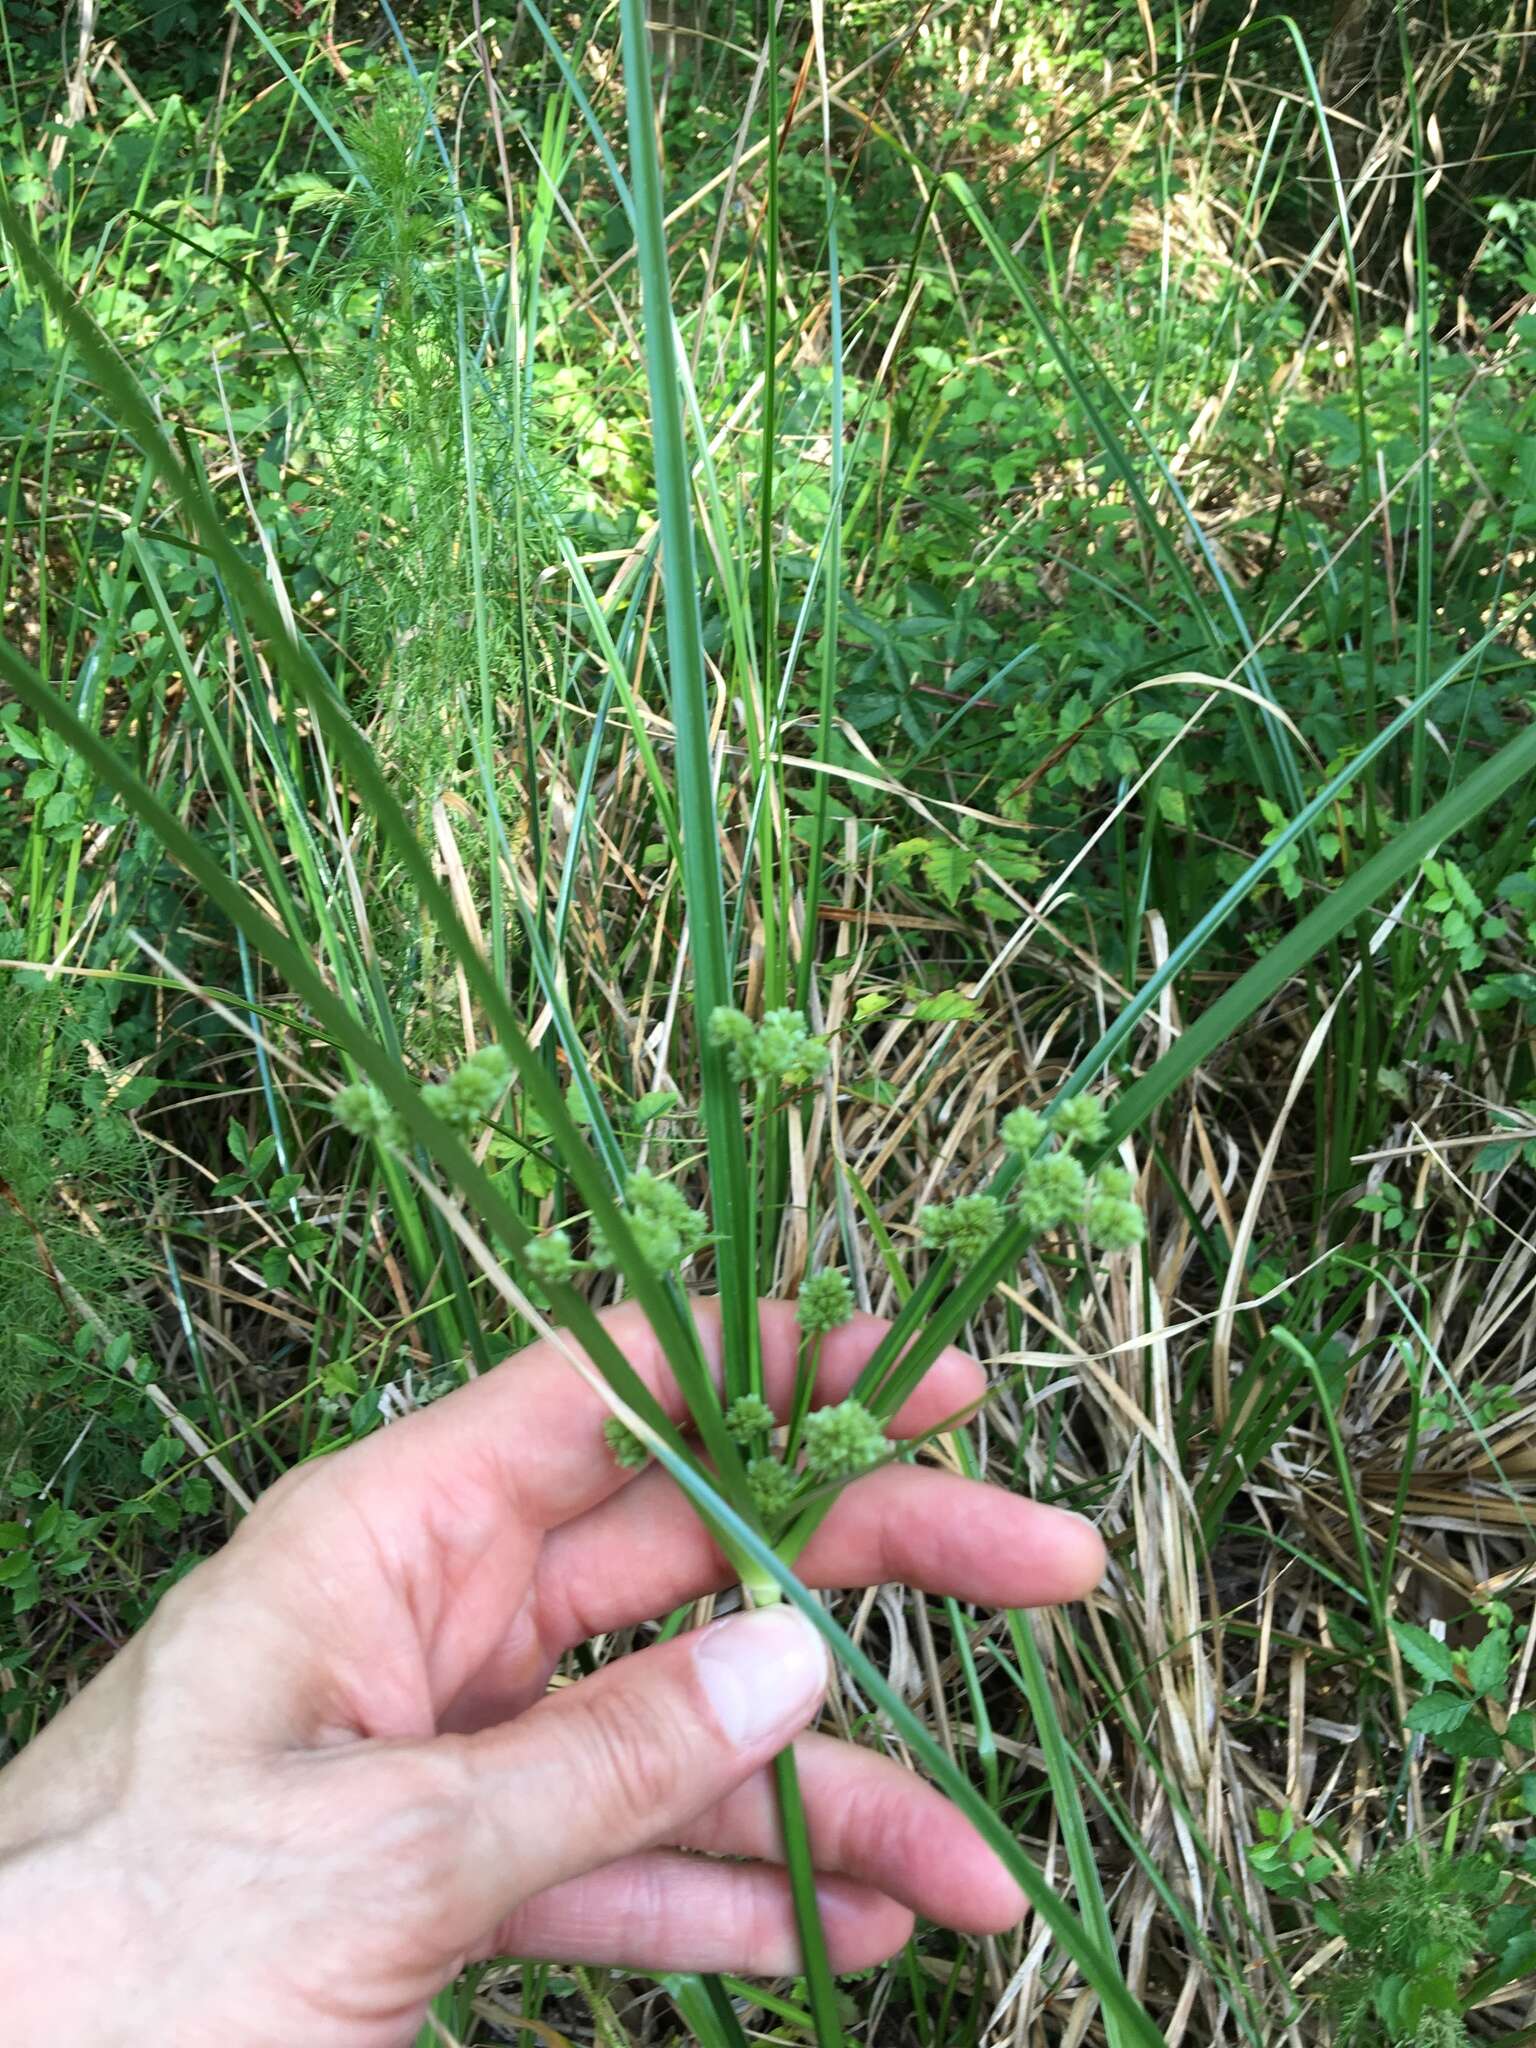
1392, 1621, 1456, 1687
1465, 1627, 1511, 1701
1403, 1694, 1473, 1736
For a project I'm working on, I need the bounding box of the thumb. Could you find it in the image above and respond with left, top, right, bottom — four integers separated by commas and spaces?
446, 1604, 827, 1928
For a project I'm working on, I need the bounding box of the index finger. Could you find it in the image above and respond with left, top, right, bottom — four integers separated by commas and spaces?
337, 1297, 984, 1535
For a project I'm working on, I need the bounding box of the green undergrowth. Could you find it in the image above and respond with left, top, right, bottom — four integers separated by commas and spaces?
3, 1, 1536, 2042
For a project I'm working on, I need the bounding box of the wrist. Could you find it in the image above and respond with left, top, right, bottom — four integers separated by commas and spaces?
0, 1824, 149, 2043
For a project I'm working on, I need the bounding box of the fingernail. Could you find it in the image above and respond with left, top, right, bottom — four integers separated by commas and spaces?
694, 1605, 827, 1748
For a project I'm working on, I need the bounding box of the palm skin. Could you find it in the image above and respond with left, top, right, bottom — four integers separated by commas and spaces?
0, 1299, 1104, 2048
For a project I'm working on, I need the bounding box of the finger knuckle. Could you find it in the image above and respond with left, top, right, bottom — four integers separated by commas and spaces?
234, 1460, 321, 1546
574, 1683, 687, 1833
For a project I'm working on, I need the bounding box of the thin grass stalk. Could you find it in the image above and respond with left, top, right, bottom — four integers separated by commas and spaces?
614, 6, 843, 2029
951, 1432, 1131, 2047
616, 0, 762, 1401
1394, 1, 1434, 818
637, 1421, 1167, 2047
755, 0, 783, 1009
796, 0, 845, 1014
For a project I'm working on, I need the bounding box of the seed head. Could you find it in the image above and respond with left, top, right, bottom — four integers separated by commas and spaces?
523, 1230, 579, 1287
747, 1455, 799, 1520
801, 1397, 888, 1482
1000, 1106, 1048, 1158
1052, 1093, 1109, 1149
421, 1044, 513, 1133
591, 1169, 709, 1274
603, 1414, 650, 1469
748, 1008, 830, 1087
1085, 1192, 1145, 1253
796, 1269, 856, 1336
1017, 1150, 1088, 1233
708, 1005, 830, 1087
725, 1393, 776, 1445
333, 1080, 405, 1149
707, 1005, 756, 1076
918, 1193, 1004, 1266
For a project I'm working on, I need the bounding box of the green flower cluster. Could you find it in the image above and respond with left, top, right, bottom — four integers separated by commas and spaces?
802, 1397, 889, 1482
602, 1415, 650, 1469
592, 1169, 708, 1275
724, 1393, 776, 1444
918, 1192, 1004, 1265
795, 1268, 856, 1336
420, 1044, 513, 1133
333, 1080, 406, 1149
746, 1454, 799, 1520
1052, 1094, 1109, 1148
708, 1005, 830, 1088
1016, 1150, 1087, 1233
1001, 1091, 1108, 1159
333, 1044, 513, 1151
1084, 1163, 1144, 1251
738, 1394, 890, 1518
521, 1229, 579, 1287
601, 1380, 890, 1520
998, 1105, 1047, 1156
920, 1091, 1145, 1267
522, 1170, 711, 1290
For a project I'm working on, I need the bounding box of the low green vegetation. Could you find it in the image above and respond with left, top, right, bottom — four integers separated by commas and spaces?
3, 1, 1535, 2041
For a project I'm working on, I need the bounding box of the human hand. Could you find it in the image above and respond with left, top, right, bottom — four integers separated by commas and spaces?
0, 1299, 1104, 2048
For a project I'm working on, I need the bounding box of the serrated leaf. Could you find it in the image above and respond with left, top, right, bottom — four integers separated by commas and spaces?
631, 1089, 679, 1126
1392, 1620, 1456, 1686
911, 989, 980, 1023
1404, 1693, 1473, 1735
920, 841, 974, 908
1465, 1627, 1511, 1702
1437, 1710, 1502, 1760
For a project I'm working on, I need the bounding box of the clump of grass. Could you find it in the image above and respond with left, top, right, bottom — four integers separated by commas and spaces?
1320, 1844, 1508, 2048
0, 965, 150, 1448
296, 85, 534, 897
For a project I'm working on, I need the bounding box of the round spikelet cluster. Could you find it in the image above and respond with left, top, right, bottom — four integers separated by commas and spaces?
795, 1269, 856, 1336
920, 1090, 1145, 1269
708, 1005, 830, 1087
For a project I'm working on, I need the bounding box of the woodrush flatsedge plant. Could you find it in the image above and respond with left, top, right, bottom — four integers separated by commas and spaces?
0, 146, 1168, 2048
6, 12, 1536, 2048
